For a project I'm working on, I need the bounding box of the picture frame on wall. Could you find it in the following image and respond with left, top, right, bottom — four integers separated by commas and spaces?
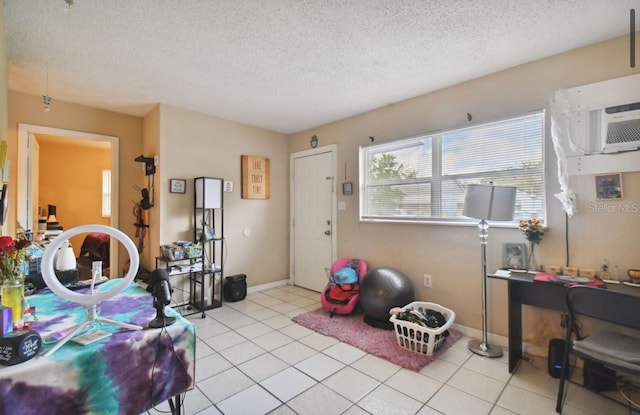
241, 155, 270, 199
595, 173, 623, 200
169, 179, 186, 194
503, 242, 526, 270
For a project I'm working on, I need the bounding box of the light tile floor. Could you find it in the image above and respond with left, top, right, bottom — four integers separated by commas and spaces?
147, 284, 637, 415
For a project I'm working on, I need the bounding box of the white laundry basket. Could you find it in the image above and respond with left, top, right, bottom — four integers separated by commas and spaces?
389, 301, 456, 356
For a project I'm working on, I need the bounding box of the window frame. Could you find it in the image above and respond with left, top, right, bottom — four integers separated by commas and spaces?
102, 169, 111, 218
359, 110, 546, 225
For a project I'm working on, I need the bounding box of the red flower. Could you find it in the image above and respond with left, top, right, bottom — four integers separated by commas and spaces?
0, 236, 30, 283
0, 236, 16, 256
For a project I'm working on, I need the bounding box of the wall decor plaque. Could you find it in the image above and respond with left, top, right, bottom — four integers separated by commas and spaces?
241, 155, 270, 199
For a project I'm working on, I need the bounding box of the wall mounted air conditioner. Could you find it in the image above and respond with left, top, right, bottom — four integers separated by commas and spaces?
602, 102, 640, 153
571, 102, 640, 153
570, 102, 640, 154
562, 74, 640, 175
565, 73, 640, 156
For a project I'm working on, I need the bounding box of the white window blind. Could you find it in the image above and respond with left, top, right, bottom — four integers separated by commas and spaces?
102, 169, 111, 218
359, 111, 545, 223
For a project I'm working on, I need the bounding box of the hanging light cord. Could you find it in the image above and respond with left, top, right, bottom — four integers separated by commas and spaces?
42, 64, 51, 112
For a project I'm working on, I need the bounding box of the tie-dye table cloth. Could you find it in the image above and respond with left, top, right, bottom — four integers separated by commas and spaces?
0, 279, 195, 415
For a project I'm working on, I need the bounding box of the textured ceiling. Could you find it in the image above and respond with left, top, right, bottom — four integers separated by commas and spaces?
3, 1, 638, 134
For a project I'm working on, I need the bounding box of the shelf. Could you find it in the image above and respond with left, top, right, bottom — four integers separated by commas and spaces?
156, 256, 204, 276
198, 268, 222, 275
189, 271, 221, 282
156, 256, 190, 263
189, 298, 222, 313
190, 177, 225, 318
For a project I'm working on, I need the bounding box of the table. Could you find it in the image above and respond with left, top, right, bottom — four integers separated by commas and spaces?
0, 279, 196, 415
489, 271, 638, 373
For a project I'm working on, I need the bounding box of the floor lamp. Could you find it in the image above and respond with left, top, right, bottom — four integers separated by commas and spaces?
463, 183, 516, 358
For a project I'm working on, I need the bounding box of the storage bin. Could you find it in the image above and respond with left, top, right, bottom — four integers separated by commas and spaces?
161, 245, 184, 261
184, 243, 203, 259
389, 301, 456, 356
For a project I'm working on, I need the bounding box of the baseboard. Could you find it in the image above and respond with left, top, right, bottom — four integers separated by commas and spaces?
451, 324, 550, 358
246, 278, 289, 294
451, 323, 509, 349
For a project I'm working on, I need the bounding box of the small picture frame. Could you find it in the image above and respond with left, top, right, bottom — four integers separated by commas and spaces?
595, 173, 623, 200
169, 179, 186, 194
503, 243, 526, 270
342, 182, 353, 195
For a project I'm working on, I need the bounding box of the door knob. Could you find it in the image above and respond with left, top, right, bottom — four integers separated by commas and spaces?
324, 230, 331, 235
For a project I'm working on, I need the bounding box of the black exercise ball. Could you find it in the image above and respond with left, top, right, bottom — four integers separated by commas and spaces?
359, 267, 415, 325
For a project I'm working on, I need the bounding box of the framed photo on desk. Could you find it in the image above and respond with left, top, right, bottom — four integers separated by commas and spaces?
503, 242, 526, 269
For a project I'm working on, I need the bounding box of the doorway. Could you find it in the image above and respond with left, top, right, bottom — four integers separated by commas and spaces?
289, 145, 337, 292
17, 124, 119, 273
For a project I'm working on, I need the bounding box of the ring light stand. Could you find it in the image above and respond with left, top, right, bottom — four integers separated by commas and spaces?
41, 225, 143, 357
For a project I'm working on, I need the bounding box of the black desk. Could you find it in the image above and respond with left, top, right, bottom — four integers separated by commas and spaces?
489, 271, 638, 373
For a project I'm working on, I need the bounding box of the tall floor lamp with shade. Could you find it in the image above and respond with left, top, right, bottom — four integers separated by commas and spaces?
463, 183, 517, 358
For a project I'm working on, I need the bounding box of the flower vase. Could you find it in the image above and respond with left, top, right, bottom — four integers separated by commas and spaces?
1, 277, 25, 330
527, 242, 539, 272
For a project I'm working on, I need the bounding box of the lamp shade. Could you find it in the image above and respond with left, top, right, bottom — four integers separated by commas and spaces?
55, 241, 77, 271
462, 184, 516, 221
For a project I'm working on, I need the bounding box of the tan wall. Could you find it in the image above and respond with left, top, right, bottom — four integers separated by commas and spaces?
288, 34, 640, 351
140, 105, 161, 270
157, 104, 290, 293
38, 140, 111, 254
0, 6, 8, 236
0, 5, 6, 137
7, 92, 144, 272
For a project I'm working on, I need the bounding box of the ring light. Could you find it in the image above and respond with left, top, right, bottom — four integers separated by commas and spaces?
41, 224, 142, 357
41, 224, 139, 306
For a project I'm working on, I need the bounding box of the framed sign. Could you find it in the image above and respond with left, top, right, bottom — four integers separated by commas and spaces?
342, 182, 353, 195
169, 179, 186, 194
595, 173, 623, 200
241, 155, 270, 199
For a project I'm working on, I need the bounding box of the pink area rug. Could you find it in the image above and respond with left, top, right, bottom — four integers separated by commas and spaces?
292, 309, 462, 371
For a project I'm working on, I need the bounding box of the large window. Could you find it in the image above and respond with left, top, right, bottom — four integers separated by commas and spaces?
359, 111, 545, 223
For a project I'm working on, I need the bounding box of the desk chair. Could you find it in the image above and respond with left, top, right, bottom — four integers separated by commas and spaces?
556, 285, 640, 413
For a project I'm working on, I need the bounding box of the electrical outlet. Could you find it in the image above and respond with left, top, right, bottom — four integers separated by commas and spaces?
423, 274, 432, 288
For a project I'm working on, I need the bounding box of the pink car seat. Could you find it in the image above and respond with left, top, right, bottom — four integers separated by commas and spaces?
321, 258, 368, 316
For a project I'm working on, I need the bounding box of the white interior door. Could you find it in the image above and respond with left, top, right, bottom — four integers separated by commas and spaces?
28, 133, 40, 237
291, 146, 337, 292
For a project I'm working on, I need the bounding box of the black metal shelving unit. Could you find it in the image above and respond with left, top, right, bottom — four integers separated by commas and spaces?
190, 177, 224, 318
